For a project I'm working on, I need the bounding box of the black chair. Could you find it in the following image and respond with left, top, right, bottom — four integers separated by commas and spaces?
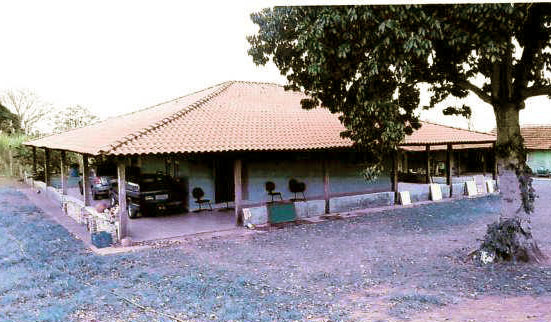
288, 179, 306, 201
265, 181, 283, 202
192, 187, 212, 211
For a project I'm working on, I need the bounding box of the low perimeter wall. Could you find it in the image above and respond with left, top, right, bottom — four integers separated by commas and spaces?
243, 191, 394, 226
25, 178, 120, 244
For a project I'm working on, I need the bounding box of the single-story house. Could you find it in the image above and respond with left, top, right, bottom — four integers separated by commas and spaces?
522, 125, 551, 174
24, 81, 497, 240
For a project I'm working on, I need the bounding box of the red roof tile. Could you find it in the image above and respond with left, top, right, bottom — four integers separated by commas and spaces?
25, 81, 496, 156
521, 125, 551, 150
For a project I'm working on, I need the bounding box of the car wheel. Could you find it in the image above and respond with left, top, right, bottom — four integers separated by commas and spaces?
127, 206, 137, 219
92, 191, 97, 200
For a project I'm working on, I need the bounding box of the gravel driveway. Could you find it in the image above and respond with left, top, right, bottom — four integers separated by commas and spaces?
1, 178, 550, 321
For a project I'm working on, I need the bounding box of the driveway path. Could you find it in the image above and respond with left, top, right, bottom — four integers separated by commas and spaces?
0, 178, 550, 321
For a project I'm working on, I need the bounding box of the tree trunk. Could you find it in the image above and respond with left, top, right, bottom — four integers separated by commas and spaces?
477, 104, 546, 263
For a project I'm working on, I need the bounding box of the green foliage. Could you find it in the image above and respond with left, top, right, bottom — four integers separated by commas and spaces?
0, 103, 20, 134
248, 4, 551, 168
51, 105, 99, 134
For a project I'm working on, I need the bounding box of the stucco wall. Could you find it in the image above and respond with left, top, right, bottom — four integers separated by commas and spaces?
141, 152, 392, 211
527, 150, 551, 172
245, 157, 391, 203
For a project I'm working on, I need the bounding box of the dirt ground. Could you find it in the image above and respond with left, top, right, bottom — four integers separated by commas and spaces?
1, 177, 550, 321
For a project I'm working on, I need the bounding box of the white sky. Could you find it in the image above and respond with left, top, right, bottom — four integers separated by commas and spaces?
1, 0, 550, 133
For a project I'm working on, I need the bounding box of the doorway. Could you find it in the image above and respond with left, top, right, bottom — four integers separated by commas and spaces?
214, 159, 234, 204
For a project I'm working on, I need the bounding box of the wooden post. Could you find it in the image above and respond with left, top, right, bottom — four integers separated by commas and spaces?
60, 150, 67, 195
117, 161, 128, 240
323, 158, 330, 214
44, 148, 50, 186
392, 150, 399, 204
425, 145, 431, 184
482, 151, 487, 177
82, 154, 92, 206
32, 146, 37, 177
234, 159, 243, 226
492, 143, 498, 189
457, 151, 461, 176
446, 144, 453, 197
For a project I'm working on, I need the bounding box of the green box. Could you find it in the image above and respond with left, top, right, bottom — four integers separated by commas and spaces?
267, 202, 296, 224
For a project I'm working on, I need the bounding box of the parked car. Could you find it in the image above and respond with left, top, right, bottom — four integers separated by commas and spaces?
110, 172, 185, 219
79, 169, 116, 200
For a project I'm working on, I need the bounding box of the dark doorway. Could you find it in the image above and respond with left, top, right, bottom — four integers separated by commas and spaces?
214, 159, 234, 203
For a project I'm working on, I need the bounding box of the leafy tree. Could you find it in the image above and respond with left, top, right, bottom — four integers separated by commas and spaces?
0, 89, 50, 135
0, 103, 20, 134
248, 4, 550, 262
51, 105, 99, 133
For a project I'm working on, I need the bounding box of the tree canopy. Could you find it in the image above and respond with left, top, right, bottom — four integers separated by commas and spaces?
51, 105, 98, 134
248, 4, 551, 262
0, 103, 20, 134
248, 4, 551, 161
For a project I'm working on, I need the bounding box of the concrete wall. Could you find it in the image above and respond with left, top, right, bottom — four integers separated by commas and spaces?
329, 191, 395, 213
243, 193, 392, 226
140, 152, 392, 211
245, 156, 391, 203
527, 150, 551, 172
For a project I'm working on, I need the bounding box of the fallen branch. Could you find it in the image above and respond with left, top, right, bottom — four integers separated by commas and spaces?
109, 290, 189, 322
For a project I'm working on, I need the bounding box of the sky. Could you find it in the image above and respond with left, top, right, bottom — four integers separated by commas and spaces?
1, 0, 550, 133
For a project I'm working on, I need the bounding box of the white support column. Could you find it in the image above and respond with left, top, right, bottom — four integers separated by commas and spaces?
234, 159, 242, 226
82, 155, 92, 206
117, 161, 128, 240
60, 150, 68, 195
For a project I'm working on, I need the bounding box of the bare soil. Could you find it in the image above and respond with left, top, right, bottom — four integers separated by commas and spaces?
1, 177, 550, 321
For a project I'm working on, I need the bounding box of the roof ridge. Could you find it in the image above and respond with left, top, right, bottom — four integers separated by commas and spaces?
101, 81, 234, 154
421, 120, 495, 136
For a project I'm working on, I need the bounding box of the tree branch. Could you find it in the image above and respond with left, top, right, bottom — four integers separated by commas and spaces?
521, 85, 551, 99
456, 80, 492, 104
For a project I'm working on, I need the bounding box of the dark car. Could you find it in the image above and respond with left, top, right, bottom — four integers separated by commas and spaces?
110, 172, 185, 219
79, 169, 115, 200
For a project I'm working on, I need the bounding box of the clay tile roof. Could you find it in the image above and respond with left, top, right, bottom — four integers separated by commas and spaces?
24, 81, 496, 156
402, 121, 495, 146
521, 125, 551, 150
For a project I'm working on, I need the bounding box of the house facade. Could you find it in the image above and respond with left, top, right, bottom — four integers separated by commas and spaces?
24, 81, 497, 239
522, 126, 551, 174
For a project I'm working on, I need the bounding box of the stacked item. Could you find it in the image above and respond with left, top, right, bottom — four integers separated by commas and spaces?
87, 205, 120, 244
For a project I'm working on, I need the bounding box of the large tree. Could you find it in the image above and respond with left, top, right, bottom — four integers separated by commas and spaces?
0, 89, 50, 135
248, 4, 550, 263
51, 105, 98, 133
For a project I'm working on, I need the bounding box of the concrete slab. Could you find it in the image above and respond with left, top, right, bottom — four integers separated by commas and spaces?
127, 209, 237, 242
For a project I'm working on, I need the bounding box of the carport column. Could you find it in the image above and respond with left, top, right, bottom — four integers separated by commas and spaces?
117, 161, 128, 240
32, 146, 37, 184
492, 142, 498, 187
446, 144, 453, 197
391, 150, 399, 204
60, 150, 67, 195
323, 158, 330, 214
425, 145, 431, 184
234, 159, 243, 226
44, 148, 50, 186
82, 155, 92, 206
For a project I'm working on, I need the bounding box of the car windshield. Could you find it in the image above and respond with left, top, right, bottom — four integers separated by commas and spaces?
132, 175, 171, 190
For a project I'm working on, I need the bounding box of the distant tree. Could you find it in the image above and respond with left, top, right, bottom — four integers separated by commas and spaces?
51, 105, 99, 133
0, 103, 20, 134
249, 4, 551, 263
0, 89, 50, 135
